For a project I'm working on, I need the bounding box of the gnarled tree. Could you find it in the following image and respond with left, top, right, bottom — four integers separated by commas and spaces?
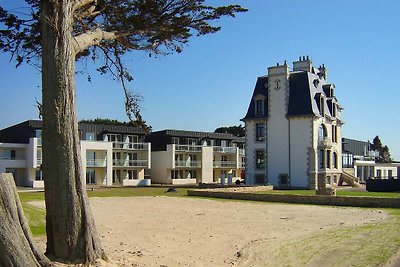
0, 0, 246, 264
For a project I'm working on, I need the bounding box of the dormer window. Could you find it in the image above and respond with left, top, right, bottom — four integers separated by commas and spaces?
320, 96, 325, 116
332, 103, 336, 117
256, 99, 264, 116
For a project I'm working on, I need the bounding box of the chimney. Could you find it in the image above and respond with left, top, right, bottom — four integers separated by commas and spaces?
293, 55, 312, 72
318, 64, 328, 80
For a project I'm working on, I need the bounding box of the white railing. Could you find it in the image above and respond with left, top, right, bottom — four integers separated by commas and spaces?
239, 149, 245, 155
213, 146, 237, 154
113, 159, 148, 167
175, 160, 202, 168
86, 159, 107, 167
213, 161, 237, 168
175, 145, 202, 152
113, 142, 149, 150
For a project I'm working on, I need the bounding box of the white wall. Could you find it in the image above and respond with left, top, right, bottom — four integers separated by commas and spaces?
289, 117, 312, 187
201, 146, 213, 183
267, 69, 290, 186
150, 149, 173, 184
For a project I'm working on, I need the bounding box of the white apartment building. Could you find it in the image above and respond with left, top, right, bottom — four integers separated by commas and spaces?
0, 120, 151, 187
342, 138, 399, 182
242, 56, 343, 188
147, 130, 245, 185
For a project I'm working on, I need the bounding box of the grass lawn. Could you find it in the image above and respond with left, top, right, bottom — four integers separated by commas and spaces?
258, 189, 400, 198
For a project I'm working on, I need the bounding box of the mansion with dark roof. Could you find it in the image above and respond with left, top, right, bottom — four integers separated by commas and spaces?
242, 56, 343, 188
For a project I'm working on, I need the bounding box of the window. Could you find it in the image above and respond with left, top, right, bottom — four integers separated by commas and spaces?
187, 138, 197, 146
127, 135, 139, 143
256, 150, 264, 169
376, 170, 382, 178
221, 140, 228, 147
319, 150, 325, 169
86, 170, 96, 184
318, 125, 326, 140
127, 170, 137, 180
326, 150, 331, 169
171, 170, 183, 179
187, 170, 197, 179
256, 123, 265, 142
85, 133, 96, 141
332, 103, 337, 117
279, 174, 289, 185
388, 170, 393, 179
331, 125, 336, 143
332, 152, 338, 169
320, 96, 325, 116
35, 170, 43, 181
172, 137, 180, 144
106, 134, 122, 142
256, 99, 264, 116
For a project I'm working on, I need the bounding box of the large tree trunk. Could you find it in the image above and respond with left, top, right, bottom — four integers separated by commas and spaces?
40, 0, 106, 263
0, 173, 51, 267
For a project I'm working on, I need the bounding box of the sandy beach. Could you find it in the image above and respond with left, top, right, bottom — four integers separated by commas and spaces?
33, 196, 387, 266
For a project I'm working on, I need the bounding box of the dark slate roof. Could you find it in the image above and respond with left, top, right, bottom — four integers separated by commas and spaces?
151, 129, 236, 140
242, 76, 268, 120
287, 72, 315, 116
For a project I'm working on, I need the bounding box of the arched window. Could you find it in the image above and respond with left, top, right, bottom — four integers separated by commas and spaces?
318, 124, 327, 140
332, 152, 338, 169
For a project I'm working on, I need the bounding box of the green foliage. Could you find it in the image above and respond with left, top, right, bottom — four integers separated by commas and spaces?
214, 124, 245, 137
371, 135, 392, 163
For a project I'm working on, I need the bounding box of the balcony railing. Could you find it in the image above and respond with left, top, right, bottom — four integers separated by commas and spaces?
175, 145, 202, 152
318, 138, 333, 148
213, 161, 237, 168
0, 156, 26, 160
113, 159, 148, 167
213, 146, 237, 154
238, 149, 245, 155
86, 159, 107, 167
175, 160, 202, 168
113, 142, 149, 150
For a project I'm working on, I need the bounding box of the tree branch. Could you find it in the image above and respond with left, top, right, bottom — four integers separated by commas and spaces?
73, 28, 117, 55
73, 0, 96, 12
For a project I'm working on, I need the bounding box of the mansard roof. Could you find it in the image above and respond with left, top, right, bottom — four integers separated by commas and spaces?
241, 76, 268, 120
243, 67, 340, 120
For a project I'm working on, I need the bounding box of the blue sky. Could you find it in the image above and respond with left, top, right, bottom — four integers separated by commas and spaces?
1, 0, 399, 160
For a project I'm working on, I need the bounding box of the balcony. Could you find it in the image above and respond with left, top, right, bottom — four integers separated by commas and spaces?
113, 142, 149, 150
213, 146, 237, 154
318, 138, 333, 148
175, 145, 202, 152
0, 156, 26, 160
213, 161, 237, 168
86, 159, 107, 167
113, 159, 148, 167
175, 160, 202, 168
